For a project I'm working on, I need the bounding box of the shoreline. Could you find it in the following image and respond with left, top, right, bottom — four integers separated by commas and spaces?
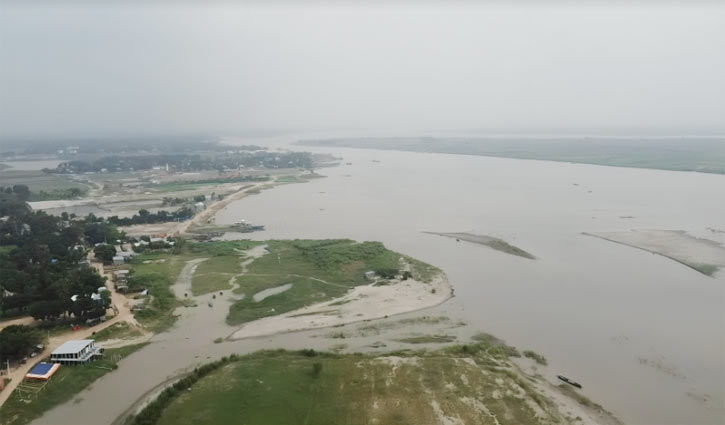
228, 273, 454, 340
583, 230, 724, 278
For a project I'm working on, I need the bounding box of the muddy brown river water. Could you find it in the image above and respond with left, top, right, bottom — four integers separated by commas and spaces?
33, 139, 725, 425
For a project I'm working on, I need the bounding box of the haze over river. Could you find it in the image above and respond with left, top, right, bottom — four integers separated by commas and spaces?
217, 139, 725, 425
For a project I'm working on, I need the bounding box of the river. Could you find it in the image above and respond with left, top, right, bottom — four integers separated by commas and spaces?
216, 141, 725, 425
33, 137, 724, 425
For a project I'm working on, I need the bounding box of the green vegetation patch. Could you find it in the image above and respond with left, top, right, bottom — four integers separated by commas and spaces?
523, 350, 548, 366
191, 255, 242, 296
395, 335, 457, 344
227, 240, 434, 325
133, 343, 571, 425
0, 343, 147, 425
91, 322, 143, 342
128, 240, 260, 331
228, 277, 347, 325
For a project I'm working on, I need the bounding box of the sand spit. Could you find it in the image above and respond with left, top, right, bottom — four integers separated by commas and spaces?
424, 231, 536, 259
584, 229, 725, 277
229, 273, 453, 340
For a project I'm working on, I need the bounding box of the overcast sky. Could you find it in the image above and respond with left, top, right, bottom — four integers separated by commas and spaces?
1, 2, 723, 138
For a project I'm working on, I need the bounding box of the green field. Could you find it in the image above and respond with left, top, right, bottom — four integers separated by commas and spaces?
299, 137, 725, 174
191, 255, 242, 295
128, 240, 260, 331
227, 240, 429, 325
91, 321, 143, 342
131, 339, 591, 425
0, 344, 147, 425
0, 170, 90, 200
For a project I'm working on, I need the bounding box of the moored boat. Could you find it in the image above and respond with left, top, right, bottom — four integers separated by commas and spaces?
557, 375, 582, 389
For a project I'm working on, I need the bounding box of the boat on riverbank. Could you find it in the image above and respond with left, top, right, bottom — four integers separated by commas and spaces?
557, 375, 582, 389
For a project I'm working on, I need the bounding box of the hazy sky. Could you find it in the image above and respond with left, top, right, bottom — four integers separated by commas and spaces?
1, 2, 724, 137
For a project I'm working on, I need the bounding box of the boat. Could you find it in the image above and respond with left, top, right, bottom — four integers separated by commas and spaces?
557, 375, 582, 389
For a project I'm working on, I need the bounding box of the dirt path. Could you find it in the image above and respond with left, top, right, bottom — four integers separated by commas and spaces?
0, 316, 36, 332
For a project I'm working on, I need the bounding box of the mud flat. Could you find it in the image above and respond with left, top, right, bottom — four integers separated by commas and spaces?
424, 231, 536, 259
584, 230, 725, 277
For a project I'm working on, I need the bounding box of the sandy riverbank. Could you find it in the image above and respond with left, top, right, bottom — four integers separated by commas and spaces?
229, 273, 453, 340
584, 229, 725, 277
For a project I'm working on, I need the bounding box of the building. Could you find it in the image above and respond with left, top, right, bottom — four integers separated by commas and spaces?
50, 340, 104, 365
364, 270, 376, 280
112, 256, 125, 266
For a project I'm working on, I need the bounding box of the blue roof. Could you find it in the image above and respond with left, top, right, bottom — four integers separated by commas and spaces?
29, 362, 54, 375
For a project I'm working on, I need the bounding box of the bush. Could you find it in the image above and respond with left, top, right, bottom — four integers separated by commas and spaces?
312, 362, 323, 377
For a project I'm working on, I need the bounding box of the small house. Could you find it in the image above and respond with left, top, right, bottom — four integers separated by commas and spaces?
112, 256, 125, 266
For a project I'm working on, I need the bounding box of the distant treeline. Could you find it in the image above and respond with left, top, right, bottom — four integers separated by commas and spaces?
0, 137, 264, 156
46, 151, 314, 174
0, 184, 87, 203
107, 207, 195, 226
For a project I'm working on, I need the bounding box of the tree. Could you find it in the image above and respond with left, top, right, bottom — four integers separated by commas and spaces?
94, 244, 117, 263
12, 184, 30, 201
0, 325, 44, 361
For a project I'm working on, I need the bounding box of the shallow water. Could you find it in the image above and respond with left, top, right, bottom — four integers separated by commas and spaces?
215, 143, 725, 425
252, 283, 293, 302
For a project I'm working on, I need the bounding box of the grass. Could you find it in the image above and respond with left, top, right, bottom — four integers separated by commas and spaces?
228, 277, 347, 325
0, 170, 90, 196
91, 322, 143, 342
128, 240, 260, 331
556, 383, 618, 421
485, 239, 536, 259
191, 255, 242, 295
522, 350, 548, 366
226, 240, 433, 325
0, 343, 147, 425
686, 262, 719, 277
128, 253, 187, 333
141, 344, 566, 425
395, 335, 457, 344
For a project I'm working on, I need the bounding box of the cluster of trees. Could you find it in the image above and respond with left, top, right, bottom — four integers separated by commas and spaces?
0, 184, 31, 202
0, 192, 118, 361
161, 197, 187, 206
106, 207, 195, 226
0, 325, 44, 361
30, 187, 87, 201
1, 184, 87, 203
48, 151, 313, 174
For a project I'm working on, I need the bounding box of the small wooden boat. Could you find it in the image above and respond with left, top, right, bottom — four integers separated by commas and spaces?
557, 375, 582, 389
